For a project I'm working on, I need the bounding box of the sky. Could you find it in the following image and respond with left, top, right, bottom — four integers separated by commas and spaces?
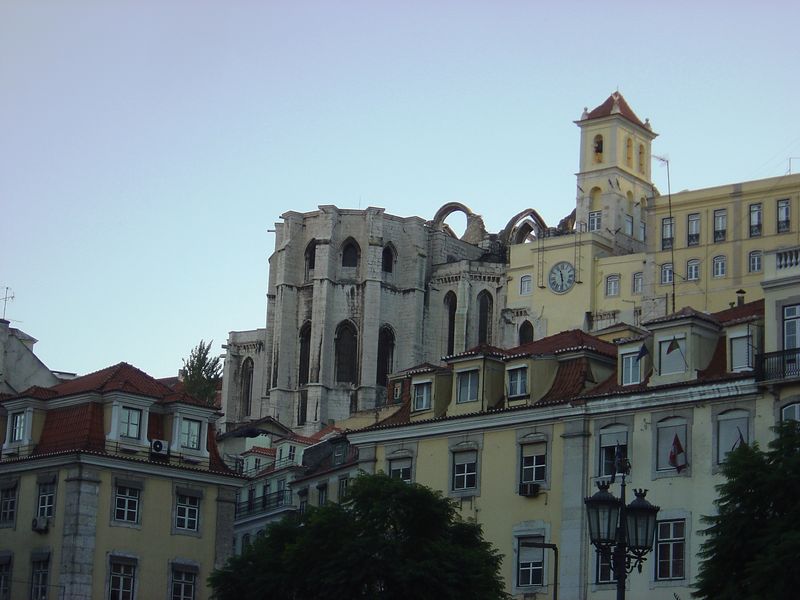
2, 1, 800, 378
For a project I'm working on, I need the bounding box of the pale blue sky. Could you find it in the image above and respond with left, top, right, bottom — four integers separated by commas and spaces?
3, 1, 799, 378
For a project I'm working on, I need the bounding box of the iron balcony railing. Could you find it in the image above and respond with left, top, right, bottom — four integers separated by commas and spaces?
755, 349, 800, 382
235, 489, 294, 518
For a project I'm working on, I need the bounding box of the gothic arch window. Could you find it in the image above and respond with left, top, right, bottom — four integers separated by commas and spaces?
341, 239, 360, 268
626, 137, 633, 167
304, 240, 317, 281
477, 290, 493, 345
335, 321, 358, 384
593, 135, 604, 163
376, 325, 395, 387
444, 291, 457, 356
298, 322, 311, 386
382, 245, 395, 273
519, 320, 534, 345
240, 357, 254, 417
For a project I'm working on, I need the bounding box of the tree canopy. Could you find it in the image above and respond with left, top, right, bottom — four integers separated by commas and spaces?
693, 419, 800, 599
181, 340, 222, 406
209, 473, 508, 600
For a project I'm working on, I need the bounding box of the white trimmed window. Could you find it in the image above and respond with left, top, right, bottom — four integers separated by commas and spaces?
520, 443, 546, 483
730, 336, 752, 371
655, 520, 686, 580
0, 485, 17, 525
749, 203, 762, 237
180, 419, 201, 450
605, 275, 620, 297
10, 412, 25, 442
660, 263, 673, 285
389, 458, 412, 483
659, 338, 685, 375
115, 486, 140, 523
717, 410, 749, 464
519, 275, 532, 296
456, 370, 479, 404
782, 402, 800, 421
599, 425, 628, 477
712, 255, 726, 278
661, 217, 674, 250
625, 214, 633, 237
778, 199, 791, 232
171, 568, 196, 600
748, 250, 762, 273
175, 495, 199, 531
632, 272, 643, 294
588, 211, 602, 232
109, 559, 136, 600
656, 417, 688, 472
37, 482, 55, 518
31, 558, 50, 600
518, 536, 545, 587
714, 209, 727, 242
452, 451, 477, 490
507, 367, 528, 397
686, 259, 700, 281
120, 407, 142, 440
413, 382, 432, 411
621, 353, 640, 386
687, 213, 700, 246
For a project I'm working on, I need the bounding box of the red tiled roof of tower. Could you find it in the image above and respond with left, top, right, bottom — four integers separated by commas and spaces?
34, 403, 105, 455
506, 329, 616, 359
585, 92, 647, 129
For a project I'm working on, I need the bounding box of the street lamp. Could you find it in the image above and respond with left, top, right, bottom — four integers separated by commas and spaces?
584, 457, 660, 600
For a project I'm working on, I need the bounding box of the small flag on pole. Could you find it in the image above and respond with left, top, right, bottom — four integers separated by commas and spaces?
635, 343, 649, 362
666, 337, 680, 355
731, 426, 747, 452
668, 433, 687, 472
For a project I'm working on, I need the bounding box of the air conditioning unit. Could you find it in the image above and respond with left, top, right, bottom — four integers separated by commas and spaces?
150, 439, 169, 456
518, 482, 540, 497
31, 516, 49, 533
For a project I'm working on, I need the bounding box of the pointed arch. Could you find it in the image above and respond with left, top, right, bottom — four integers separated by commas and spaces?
382, 244, 396, 273
519, 320, 534, 345
477, 290, 493, 345
298, 322, 311, 385
240, 357, 254, 417
376, 325, 395, 387
499, 208, 548, 246
335, 321, 358, 384
431, 202, 474, 234
444, 291, 457, 356
304, 240, 317, 281
341, 238, 360, 268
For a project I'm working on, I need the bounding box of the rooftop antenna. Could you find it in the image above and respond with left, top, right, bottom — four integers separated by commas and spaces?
1, 286, 14, 320
652, 155, 675, 313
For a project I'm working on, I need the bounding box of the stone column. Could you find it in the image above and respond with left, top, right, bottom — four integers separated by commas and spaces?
559, 418, 590, 600
59, 464, 101, 600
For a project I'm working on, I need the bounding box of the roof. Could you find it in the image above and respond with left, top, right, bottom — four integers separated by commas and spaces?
643, 306, 721, 328
584, 92, 648, 129
505, 329, 617, 360
443, 344, 509, 361
244, 446, 276, 457
537, 357, 595, 406
392, 362, 450, 377
34, 403, 106, 455
711, 298, 764, 326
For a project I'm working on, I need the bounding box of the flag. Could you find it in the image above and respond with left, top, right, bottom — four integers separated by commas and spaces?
635, 343, 649, 362
609, 443, 626, 483
666, 337, 680, 354
668, 433, 687, 472
731, 426, 747, 452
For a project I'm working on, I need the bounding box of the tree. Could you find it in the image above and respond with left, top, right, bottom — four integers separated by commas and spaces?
693, 420, 800, 599
181, 340, 222, 406
209, 473, 509, 600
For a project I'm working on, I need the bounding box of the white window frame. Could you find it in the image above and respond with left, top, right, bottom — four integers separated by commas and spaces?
655, 519, 686, 580
175, 494, 200, 532
656, 417, 688, 472
621, 353, 640, 386
171, 568, 197, 600
588, 211, 602, 232
599, 425, 628, 478
660, 263, 673, 285
37, 482, 55, 519
624, 214, 633, 237
730, 335, 752, 371
631, 272, 643, 295
452, 451, 477, 491
749, 203, 762, 237
778, 198, 791, 232
114, 485, 140, 524
687, 213, 700, 246
0, 485, 17, 525
658, 337, 686, 375
686, 259, 700, 281
109, 559, 136, 600
389, 458, 412, 483
119, 407, 142, 440
519, 275, 533, 296
520, 443, 546, 484
605, 275, 620, 297
31, 558, 50, 600
456, 370, 479, 404
517, 536, 545, 588
716, 409, 749, 464
748, 250, 762, 273
412, 381, 432, 411
180, 418, 201, 450
714, 208, 727, 241
712, 255, 726, 278
661, 217, 674, 250
507, 366, 528, 398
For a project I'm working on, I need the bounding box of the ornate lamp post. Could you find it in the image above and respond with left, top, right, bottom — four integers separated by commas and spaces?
584, 456, 660, 600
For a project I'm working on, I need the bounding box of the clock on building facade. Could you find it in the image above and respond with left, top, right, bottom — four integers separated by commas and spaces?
548, 261, 576, 294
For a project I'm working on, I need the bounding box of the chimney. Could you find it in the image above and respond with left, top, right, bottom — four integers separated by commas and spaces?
736, 289, 746, 307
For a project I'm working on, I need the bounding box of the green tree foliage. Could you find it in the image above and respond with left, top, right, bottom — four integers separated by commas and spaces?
209, 473, 509, 600
181, 340, 222, 406
694, 420, 800, 599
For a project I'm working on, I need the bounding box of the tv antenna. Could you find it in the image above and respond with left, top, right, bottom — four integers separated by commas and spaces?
1, 286, 14, 320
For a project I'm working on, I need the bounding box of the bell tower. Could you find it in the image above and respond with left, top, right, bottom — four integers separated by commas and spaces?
574, 92, 657, 253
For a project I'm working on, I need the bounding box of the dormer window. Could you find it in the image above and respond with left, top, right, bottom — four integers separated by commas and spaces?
621, 352, 641, 386
333, 444, 346, 466
507, 366, 528, 397
10, 412, 25, 442
659, 337, 686, 375
120, 407, 142, 440
730, 335, 753, 371
180, 419, 201, 450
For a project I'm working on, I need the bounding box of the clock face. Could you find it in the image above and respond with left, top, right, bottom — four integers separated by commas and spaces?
548, 261, 576, 294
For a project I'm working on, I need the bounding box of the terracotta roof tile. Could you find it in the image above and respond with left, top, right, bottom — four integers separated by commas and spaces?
443, 344, 509, 361
505, 329, 617, 359
585, 92, 647, 129
34, 403, 105, 454
245, 446, 276, 457
536, 357, 593, 406
712, 299, 764, 326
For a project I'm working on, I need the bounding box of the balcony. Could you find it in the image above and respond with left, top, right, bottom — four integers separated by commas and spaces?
714, 229, 726, 242
661, 237, 674, 251
755, 349, 800, 382
750, 224, 762, 237
687, 233, 699, 246
778, 219, 790, 233
235, 489, 295, 519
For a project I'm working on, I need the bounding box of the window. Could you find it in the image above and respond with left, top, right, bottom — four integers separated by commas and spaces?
335, 321, 358, 384
783, 304, 800, 350
288, 445, 297, 462
452, 451, 477, 490
749, 203, 762, 237
507, 367, 528, 397
381, 246, 394, 273
240, 357, 254, 415
477, 291, 493, 344
37, 482, 55, 519
519, 275, 532, 295
621, 353, 640, 386
317, 484, 328, 505
114, 486, 139, 523
605, 275, 620, 297
0, 559, 9, 600
717, 410, 749, 464
338, 477, 349, 499
120, 407, 142, 439
332, 444, 345, 465
656, 417, 688, 472
625, 137, 633, 167
660, 263, 673, 285
782, 403, 800, 421
180, 419, 201, 450
632, 272, 643, 295
520, 444, 546, 483
748, 250, 762, 273
456, 370, 479, 403
599, 426, 628, 477
304, 240, 316, 280
714, 209, 727, 242
624, 214, 633, 237
341, 240, 359, 268
444, 292, 457, 356
413, 382, 431, 411
588, 211, 602, 232
712, 255, 726, 278
31, 558, 49, 600
109, 560, 135, 600
687, 213, 700, 246
639, 221, 646, 242
171, 569, 196, 600
0, 485, 16, 525
10, 412, 25, 442
519, 320, 534, 345
686, 259, 700, 281
596, 550, 618, 584
254, 458, 261, 471
778, 199, 791, 233
518, 536, 544, 587
593, 135, 603, 162
661, 217, 674, 250
175, 495, 199, 531
659, 337, 685, 375
376, 326, 394, 387
655, 520, 685, 580
730, 335, 753, 371
389, 458, 411, 483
